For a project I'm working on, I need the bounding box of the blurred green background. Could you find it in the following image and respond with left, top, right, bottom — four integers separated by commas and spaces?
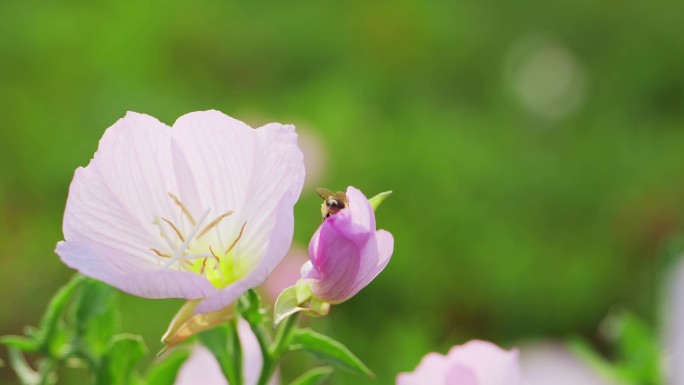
1, 0, 684, 384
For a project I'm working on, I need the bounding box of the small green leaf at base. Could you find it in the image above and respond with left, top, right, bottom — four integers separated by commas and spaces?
289, 366, 334, 385
289, 329, 374, 378
274, 283, 312, 326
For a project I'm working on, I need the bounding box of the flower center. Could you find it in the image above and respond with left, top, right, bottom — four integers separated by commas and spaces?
150, 193, 248, 288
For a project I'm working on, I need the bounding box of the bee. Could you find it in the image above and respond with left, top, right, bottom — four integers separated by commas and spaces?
316, 187, 348, 219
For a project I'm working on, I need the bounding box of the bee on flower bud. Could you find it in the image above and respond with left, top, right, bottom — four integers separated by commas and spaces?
315, 187, 348, 219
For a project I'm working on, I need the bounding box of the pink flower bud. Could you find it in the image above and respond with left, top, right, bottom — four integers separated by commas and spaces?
396, 340, 523, 385
302, 186, 394, 304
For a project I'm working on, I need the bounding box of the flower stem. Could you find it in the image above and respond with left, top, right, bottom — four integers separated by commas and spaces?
256, 314, 299, 385
229, 318, 243, 385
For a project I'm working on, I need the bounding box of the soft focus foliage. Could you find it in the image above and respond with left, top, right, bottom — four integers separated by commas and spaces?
2, 1, 684, 384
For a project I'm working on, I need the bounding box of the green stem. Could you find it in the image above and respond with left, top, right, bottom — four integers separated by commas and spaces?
229, 318, 243, 385
256, 315, 299, 385
248, 323, 270, 370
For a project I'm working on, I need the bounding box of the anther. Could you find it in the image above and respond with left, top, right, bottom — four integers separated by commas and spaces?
151, 248, 171, 258
198, 211, 234, 239
161, 218, 185, 242
168, 192, 196, 225
225, 222, 247, 255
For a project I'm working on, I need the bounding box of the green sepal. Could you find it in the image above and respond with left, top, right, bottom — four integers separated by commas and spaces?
274, 282, 312, 326
145, 348, 191, 385
288, 366, 334, 385
368, 190, 392, 211
274, 281, 332, 326
289, 329, 374, 378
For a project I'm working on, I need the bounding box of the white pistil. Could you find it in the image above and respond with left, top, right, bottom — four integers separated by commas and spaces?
152, 193, 245, 282
154, 218, 180, 256
160, 208, 212, 270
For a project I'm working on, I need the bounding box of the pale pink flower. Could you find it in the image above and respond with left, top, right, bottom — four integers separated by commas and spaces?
664, 253, 684, 384
396, 340, 523, 385
519, 342, 624, 385
301, 186, 393, 304
262, 245, 309, 302
174, 319, 278, 385
56, 111, 304, 313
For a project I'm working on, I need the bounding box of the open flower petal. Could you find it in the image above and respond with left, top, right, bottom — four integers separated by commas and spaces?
57, 110, 304, 313
57, 241, 216, 299
58, 112, 211, 299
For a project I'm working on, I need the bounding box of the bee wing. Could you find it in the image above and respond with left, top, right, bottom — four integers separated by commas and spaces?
336, 191, 349, 206
316, 187, 335, 200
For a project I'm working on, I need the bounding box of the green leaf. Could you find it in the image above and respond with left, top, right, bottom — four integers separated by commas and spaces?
368, 190, 392, 211
289, 329, 373, 378
36, 275, 85, 355
606, 310, 663, 384
0, 336, 39, 352
567, 338, 627, 384
197, 324, 240, 385
96, 334, 147, 385
288, 366, 334, 385
145, 348, 191, 385
72, 279, 119, 356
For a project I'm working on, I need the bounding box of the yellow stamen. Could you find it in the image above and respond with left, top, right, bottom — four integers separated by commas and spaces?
151, 248, 171, 258
168, 193, 196, 225
225, 222, 247, 255
161, 217, 185, 242
198, 211, 234, 239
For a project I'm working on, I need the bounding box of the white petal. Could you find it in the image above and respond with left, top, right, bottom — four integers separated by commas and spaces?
172, 112, 304, 312
57, 241, 217, 299
170, 110, 256, 233
235, 122, 304, 273
63, 112, 184, 267
196, 190, 300, 313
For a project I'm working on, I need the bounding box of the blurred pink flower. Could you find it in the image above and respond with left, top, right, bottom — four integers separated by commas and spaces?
56, 111, 304, 313
300, 186, 393, 304
664, 254, 684, 384
396, 340, 523, 385
174, 319, 278, 385
262, 245, 309, 302
519, 342, 624, 385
